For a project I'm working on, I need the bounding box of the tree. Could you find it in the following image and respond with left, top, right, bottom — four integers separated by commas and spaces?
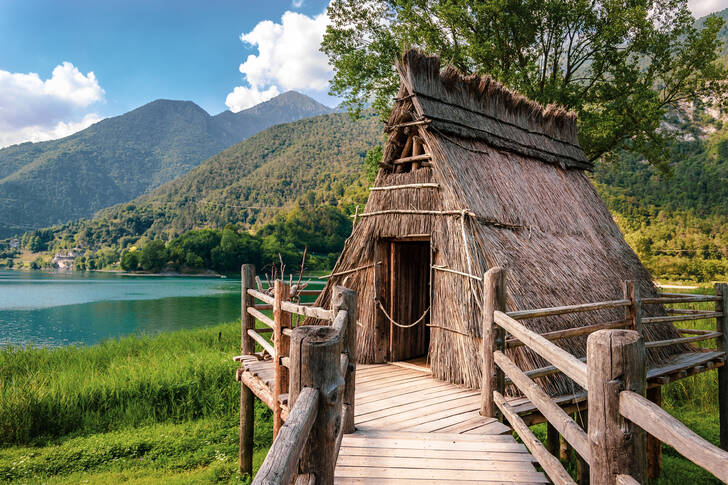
322, 0, 727, 166
120, 250, 139, 271
139, 240, 168, 272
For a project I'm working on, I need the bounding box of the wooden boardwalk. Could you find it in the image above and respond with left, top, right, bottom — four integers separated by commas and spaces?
335, 362, 547, 484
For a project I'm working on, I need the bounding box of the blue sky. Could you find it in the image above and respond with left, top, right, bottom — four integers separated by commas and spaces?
0, 0, 725, 148
0, 0, 332, 147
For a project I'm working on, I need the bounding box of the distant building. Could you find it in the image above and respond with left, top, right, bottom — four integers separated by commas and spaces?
51, 249, 81, 270
9, 238, 19, 249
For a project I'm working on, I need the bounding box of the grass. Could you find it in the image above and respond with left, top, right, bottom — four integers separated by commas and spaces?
0, 321, 274, 484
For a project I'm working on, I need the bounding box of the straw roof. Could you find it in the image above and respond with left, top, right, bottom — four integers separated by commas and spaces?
315, 50, 687, 396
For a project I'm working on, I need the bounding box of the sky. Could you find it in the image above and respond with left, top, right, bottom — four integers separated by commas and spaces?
0, 0, 725, 148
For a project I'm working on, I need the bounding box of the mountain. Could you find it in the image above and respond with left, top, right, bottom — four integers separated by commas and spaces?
0, 92, 333, 237
44, 111, 380, 249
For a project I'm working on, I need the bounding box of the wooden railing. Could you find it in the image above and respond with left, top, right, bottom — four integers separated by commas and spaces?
480, 267, 728, 485
238, 264, 358, 485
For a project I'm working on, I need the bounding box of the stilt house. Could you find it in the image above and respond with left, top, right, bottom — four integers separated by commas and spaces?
315, 50, 687, 395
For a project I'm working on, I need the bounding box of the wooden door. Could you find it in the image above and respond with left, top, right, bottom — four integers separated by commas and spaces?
388, 241, 430, 361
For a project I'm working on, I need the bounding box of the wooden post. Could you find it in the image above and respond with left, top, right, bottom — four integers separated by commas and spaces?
623, 281, 642, 336
717, 282, 728, 450
576, 409, 589, 485
587, 330, 647, 485
239, 264, 256, 475
273, 280, 291, 438
332, 286, 358, 434
646, 387, 662, 479
289, 325, 345, 485
480, 267, 506, 418
560, 434, 571, 461
546, 422, 560, 457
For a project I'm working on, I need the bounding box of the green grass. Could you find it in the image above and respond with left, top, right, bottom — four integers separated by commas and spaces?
0, 322, 274, 484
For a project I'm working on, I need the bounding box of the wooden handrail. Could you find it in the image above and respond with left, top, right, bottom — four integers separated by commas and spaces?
619, 390, 728, 482
494, 311, 588, 389
645, 293, 722, 303
494, 350, 591, 461
247, 306, 274, 329
642, 312, 723, 324
280, 299, 334, 320
247, 329, 275, 357
332, 309, 348, 335
644, 331, 721, 349
253, 387, 319, 485
494, 391, 577, 485
248, 288, 275, 305
506, 319, 629, 348
507, 299, 630, 320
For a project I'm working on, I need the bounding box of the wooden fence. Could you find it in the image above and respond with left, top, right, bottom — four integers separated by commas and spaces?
481, 267, 728, 484
236, 264, 358, 485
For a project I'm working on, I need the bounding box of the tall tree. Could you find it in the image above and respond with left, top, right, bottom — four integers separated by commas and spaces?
322, 0, 727, 166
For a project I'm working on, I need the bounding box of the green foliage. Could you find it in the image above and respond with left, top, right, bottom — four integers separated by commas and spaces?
323, 0, 727, 166
121, 250, 140, 271
364, 145, 383, 182
139, 240, 168, 272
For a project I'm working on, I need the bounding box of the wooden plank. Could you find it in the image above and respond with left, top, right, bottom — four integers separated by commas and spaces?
390, 360, 432, 373
355, 381, 458, 405
356, 389, 477, 422
339, 437, 528, 453
436, 415, 507, 434
494, 311, 588, 388
333, 466, 547, 482
279, 299, 333, 320
349, 431, 516, 442
463, 420, 513, 435
272, 281, 290, 438
494, 350, 590, 462
495, 391, 577, 485
506, 320, 629, 349
620, 390, 728, 482
335, 455, 538, 472
507, 299, 630, 320
644, 294, 722, 304
647, 351, 725, 380
406, 409, 486, 433
354, 375, 437, 398
337, 446, 536, 462
240, 371, 275, 409
359, 395, 481, 429
333, 479, 545, 485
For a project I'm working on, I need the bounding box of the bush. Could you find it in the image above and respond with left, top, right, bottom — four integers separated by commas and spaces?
120, 250, 139, 271
139, 240, 168, 272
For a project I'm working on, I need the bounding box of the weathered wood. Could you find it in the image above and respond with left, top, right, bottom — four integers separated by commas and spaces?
248, 306, 274, 329
494, 391, 577, 485
646, 387, 662, 480
273, 281, 291, 438
643, 294, 722, 304
494, 311, 588, 389
614, 475, 640, 485
289, 325, 344, 485
431, 264, 483, 281
507, 300, 630, 320
240, 264, 256, 475
642, 312, 723, 324
481, 267, 505, 418
587, 330, 646, 485
494, 350, 590, 462
239, 370, 275, 409
546, 422, 560, 457
644, 331, 721, 348
411, 136, 423, 170
392, 153, 431, 165
620, 389, 728, 482
248, 329, 275, 357
623, 281, 642, 336
575, 409, 589, 485
252, 387, 319, 485
506, 320, 629, 349
717, 282, 728, 451
280, 300, 334, 320
294, 474, 316, 485
333, 286, 358, 434
248, 288, 275, 305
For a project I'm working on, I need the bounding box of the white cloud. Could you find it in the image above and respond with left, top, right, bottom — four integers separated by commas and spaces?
292, 0, 304, 7
225, 85, 281, 112
688, 0, 728, 18
225, 9, 332, 113
0, 62, 104, 148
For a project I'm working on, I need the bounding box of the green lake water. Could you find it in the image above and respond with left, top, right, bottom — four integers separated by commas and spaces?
0, 270, 243, 347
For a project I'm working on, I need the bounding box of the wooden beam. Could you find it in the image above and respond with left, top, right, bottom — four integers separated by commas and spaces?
506, 319, 630, 349
240, 264, 256, 475
717, 282, 728, 451
494, 311, 588, 389
643, 312, 723, 324
620, 390, 728, 482
644, 294, 722, 304
248, 288, 275, 305
248, 329, 275, 357
248, 306, 274, 329
494, 350, 590, 462
481, 267, 505, 418
623, 280, 642, 336
494, 391, 577, 485
252, 387, 319, 485
280, 300, 334, 321
507, 299, 630, 320
587, 330, 646, 485
273, 281, 291, 438
333, 286, 358, 434
644, 331, 721, 348
646, 387, 662, 480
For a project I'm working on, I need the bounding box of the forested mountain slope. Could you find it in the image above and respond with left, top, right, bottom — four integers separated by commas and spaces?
0, 92, 332, 237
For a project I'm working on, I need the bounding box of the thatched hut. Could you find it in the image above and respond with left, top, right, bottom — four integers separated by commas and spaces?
316, 50, 686, 396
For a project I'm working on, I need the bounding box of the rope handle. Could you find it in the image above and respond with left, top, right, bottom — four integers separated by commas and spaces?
377, 300, 430, 328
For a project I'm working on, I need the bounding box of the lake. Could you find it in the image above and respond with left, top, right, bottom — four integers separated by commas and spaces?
0, 270, 242, 347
